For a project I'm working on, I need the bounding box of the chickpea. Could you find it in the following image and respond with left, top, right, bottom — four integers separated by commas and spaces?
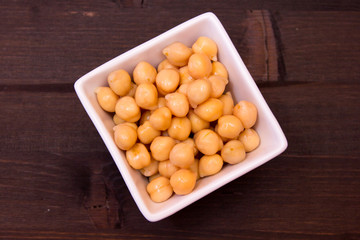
221, 140, 246, 164
156, 69, 180, 94
146, 176, 173, 203
137, 121, 161, 144
179, 66, 194, 85
165, 92, 189, 117
158, 160, 180, 178
167, 117, 191, 141
113, 123, 137, 150
238, 128, 260, 152
216, 115, 244, 139
169, 141, 195, 168
113, 122, 137, 131
195, 129, 223, 155
157, 97, 166, 109
135, 83, 158, 110
157, 59, 178, 72
133, 61, 157, 85
176, 83, 189, 95
189, 158, 200, 180
199, 154, 223, 177
113, 114, 125, 125
170, 169, 196, 195
192, 36, 218, 61
150, 136, 176, 161
188, 53, 212, 79
233, 100, 258, 129
140, 110, 151, 125
148, 173, 161, 182
115, 96, 141, 122
207, 75, 228, 98
162, 42, 193, 67
194, 98, 224, 122
140, 158, 159, 177
107, 69, 132, 96
219, 92, 234, 115
149, 107, 172, 131
126, 143, 151, 169
95, 87, 119, 112
182, 138, 198, 155
126, 82, 137, 97
187, 79, 211, 108
188, 109, 210, 133
211, 61, 228, 79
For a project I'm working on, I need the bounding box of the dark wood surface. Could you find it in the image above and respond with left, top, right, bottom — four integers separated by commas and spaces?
1, 0, 360, 239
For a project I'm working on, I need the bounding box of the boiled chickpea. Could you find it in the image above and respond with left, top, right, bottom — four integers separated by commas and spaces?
150, 136, 176, 161
182, 138, 198, 155
126, 82, 137, 97
137, 121, 161, 144
148, 173, 161, 182
156, 69, 180, 94
188, 109, 210, 133
126, 143, 151, 169
140, 158, 159, 177
192, 36, 218, 61
219, 92, 234, 115
211, 61, 228, 79
107, 69, 132, 96
199, 154, 223, 177
170, 169, 196, 195
216, 115, 244, 139
221, 140, 246, 164
115, 96, 141, 122
194, 129, 223, 155
113, 114, 125, 125
238, 128, 260, 152
233, 100, 258, 128
188, 53, 212, 79
162, 42, 192, 67
140, 110, 151, 125
95, 87, 119, 112
114, 122, 137, 131
179, 66, 194, 85
194, 98, 224, 122
176, 83, 189, 95
157, 97, 166, 109
149, 107, 172, 131
158, 160, 180, 178
113, 123, 137, 150
146, 176, 173, 203
165, 92, 189, 117
207, 75, 228, 98
187, 79, 211, 108
169, 141, 195, 168
167, 117, 191, 141
189, 158, 200, 180
157, 59, 178, 72
135, 83, 158, 110
133, 61, 157, 85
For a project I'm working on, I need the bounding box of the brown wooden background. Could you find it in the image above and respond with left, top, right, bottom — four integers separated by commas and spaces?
1, 0, 359, 239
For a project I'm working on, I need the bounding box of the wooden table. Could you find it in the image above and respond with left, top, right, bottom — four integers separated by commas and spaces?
1, 1, 359, 239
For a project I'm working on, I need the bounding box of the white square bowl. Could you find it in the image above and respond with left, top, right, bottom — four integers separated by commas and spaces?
74, 12, 287, 222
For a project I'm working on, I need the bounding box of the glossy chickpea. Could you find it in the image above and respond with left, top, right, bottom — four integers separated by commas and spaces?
167, 117, 191, 141
133, 61, 157, 85
188, 53, 212, 79
219, 92, 234, 115
150, 136, 176, 161
176, 83, 189, 95
182, 138, 198, 155
146, 176, 173, 203
194, 129, 223, 155
165, 92, 189, 117
113, 123, 137, 151
199, 154, 223, 177
115, 96, 141, 122
179, 66, 194, 85
169, 141, 195, 168
207, 75, 228, 98
126, 82, 137, 97
162, 42, 193, 67
238, 128, 260, 152
211, 61, 228, 79
194, 98, 224, 122
95, 87, 119, 112
157, 59, 178, 72
126, 143, 151, 169
135, 83, 158, 110
192, 36, 218, 61
149, 107, 172, 131
187, 79, 212, 108
140, 110, 151, 125
113, 114, 125, 125
157, 97, 166, 109
156, 69, 180, 94
188, 109, 210, 133
107, 69, 132, 96
148, 173, 161, 182
137, 121, 161, 144
140, 158, 159, 177
189, 158, 200, 180
233, 100, 258, 129
216, 115, 244, 139
221, 140, 246, 164
158, 160, 180, 178
170, 169, 196, 195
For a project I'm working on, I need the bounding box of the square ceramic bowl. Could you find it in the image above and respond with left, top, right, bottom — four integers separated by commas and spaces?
74, 12, 287, 222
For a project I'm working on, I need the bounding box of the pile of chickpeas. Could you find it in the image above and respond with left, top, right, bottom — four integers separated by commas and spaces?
95, 36, 260, 203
